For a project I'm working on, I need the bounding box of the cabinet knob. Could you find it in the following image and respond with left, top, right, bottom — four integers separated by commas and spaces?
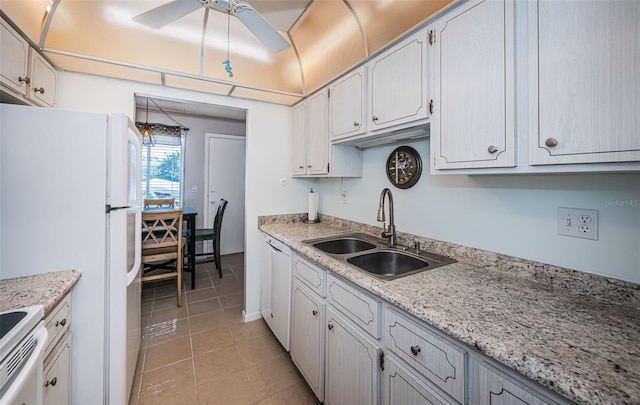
353, 121, 359, 127
487, 145, 499, 153
45, 377, 58, 387
410, 345, 421, 356
545, 138, 558, 147
18, 76, 30, 85
328, 323, 334, 330
372, 115, 378, 122
299, 165, 304, 169
55, 318, 67, 327
33, 87, 45, 94
307, 165, 312, 168
312, 310, 318, 316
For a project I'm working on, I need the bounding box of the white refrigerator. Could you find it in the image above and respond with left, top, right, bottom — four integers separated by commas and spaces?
0, 104, 142, 405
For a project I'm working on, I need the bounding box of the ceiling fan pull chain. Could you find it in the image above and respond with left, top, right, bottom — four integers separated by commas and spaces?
222, 9, 234, 78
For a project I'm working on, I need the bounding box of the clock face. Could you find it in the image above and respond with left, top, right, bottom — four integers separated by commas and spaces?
386, 146, 422, 189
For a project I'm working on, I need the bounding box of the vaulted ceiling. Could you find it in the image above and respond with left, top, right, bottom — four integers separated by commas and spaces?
1, 0, 453, 105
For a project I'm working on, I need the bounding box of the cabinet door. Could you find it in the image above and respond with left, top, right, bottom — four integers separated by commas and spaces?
29, 51, 57, 107
44, 333, 72, 405
368, 29, 428, 132
325, 307, 381, 405
291, 102, 307, 175
476, 362, 551, 405
529, 0, 640, 165
330, 67, 366, 140
291, 281, 325, 402
382, 356, 450, 405
307, 91, 329, 175
431, 0, 515, 170
0, 18, 29, 95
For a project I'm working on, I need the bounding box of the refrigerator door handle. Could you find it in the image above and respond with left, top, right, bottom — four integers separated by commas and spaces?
106, 205, 131, 213
127, 209, 142, 287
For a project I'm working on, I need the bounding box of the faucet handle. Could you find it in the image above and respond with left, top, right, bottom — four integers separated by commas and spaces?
414, 240, 421, 254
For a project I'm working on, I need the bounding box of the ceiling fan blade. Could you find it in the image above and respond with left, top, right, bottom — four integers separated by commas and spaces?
133, 0, 204, 29
233, 2, 291, 54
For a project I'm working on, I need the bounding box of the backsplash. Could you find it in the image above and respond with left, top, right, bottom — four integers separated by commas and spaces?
260, 213, 640, 310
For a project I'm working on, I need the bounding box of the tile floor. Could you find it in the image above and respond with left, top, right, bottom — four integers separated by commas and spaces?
129, 253, 318, 405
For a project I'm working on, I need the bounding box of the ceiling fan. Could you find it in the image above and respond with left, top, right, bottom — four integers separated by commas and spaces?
133, 0, 291, 54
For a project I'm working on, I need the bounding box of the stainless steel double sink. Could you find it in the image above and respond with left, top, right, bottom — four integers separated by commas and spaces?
304, 233, 456, 280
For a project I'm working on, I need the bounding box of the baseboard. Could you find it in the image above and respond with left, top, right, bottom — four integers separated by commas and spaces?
242, 310, 263, 322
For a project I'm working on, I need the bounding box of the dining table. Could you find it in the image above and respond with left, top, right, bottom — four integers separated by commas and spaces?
142, 205, 197, 289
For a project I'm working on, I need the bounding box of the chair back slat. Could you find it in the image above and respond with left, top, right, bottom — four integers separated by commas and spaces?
144, 198, 175, 208
141, 209, 183, 252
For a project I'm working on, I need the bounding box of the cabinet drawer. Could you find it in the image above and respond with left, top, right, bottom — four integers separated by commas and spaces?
384, 308, 466, 403
44, 331, 72, 405
294, 254, 326, 297
326, 274, 381, 338
45, 293, 71, 357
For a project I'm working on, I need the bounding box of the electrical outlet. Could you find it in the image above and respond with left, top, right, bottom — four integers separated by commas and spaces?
558, 207, 599, 241
341, 190, 348, 204
191, 185, 198, 193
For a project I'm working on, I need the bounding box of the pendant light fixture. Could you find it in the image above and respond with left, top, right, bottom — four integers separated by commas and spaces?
141, 97, 156, 147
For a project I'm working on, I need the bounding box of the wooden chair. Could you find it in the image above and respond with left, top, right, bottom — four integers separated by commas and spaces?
194, 199, 228, 278
144, 198, 175, 208
141, 208, 185, 306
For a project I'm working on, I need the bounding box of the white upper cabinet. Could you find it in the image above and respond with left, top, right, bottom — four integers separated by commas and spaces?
528, 0, 640, 165
291, 102, 307, 175
1, 16, 57, 107
307, 91, 330, 175
329, 67, 366, 140
368, 28, 429, 132
291, 90, 363, 177
29, 50, 58, 107
1, 18, 30, 95
431, 0, 515, 170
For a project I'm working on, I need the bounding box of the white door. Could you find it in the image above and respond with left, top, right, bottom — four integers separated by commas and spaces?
204, 134, 246, 255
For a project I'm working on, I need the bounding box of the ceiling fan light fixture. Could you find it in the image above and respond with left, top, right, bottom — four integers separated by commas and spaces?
212, 0, 231, 13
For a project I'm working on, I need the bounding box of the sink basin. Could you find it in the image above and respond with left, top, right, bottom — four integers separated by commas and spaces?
312, 238, 377, 255
304, 233, 456, 280
347, 250, 433, 279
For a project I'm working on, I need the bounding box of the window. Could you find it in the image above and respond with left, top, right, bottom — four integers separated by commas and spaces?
138, 124, 185, 206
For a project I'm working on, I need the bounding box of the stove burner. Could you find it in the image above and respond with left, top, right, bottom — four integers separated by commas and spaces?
0, 312, 27, 340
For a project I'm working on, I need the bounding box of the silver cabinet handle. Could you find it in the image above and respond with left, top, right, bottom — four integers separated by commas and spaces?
372, 115, 378, 122
299, 165, 304, 169
328, 323, 334, 330
33, 87, 45, 94
545, 138, 558, 147
45, 377, 58, 387
55, 318, 67, 327
353, 121, 359, 127
488, 145, 498, 153
312, 310, 318, 316
18, 76, 30, 85
410, 345, 421, 356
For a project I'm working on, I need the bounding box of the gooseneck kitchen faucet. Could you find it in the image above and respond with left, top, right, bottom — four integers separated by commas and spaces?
377, 188, 397, 246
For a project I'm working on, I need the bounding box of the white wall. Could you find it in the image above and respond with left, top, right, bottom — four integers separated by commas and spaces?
312, 140, 640, 283
56, 72, 315, 318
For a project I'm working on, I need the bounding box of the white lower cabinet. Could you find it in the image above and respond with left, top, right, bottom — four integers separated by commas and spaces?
382, 355, 451, 405
325, 307, 381, 405
286, 252, 572, 405
44, 332, 72, 405
43, 293, 73, 405
291, 280, 325, 401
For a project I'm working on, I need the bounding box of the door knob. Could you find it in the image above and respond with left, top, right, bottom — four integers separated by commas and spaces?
487, 145, 498, 153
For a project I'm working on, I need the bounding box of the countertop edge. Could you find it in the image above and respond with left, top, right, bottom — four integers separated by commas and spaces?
0, 270, 82, 315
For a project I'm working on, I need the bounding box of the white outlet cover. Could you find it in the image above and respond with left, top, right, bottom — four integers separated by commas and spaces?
558, 207, 599, 241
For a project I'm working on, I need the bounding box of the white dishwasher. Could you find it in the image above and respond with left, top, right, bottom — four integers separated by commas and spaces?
260, 233, 292, 351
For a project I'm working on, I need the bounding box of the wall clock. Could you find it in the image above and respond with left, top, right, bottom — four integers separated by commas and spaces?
386, 146, 422, 189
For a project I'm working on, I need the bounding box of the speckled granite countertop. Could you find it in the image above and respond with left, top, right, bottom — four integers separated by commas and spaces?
259, 215, 640, 405
0, 270, 81, 315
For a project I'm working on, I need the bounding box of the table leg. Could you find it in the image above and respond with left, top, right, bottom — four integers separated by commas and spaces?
188, 214, 196, 289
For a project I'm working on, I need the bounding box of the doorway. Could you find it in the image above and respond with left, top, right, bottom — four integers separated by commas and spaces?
203, 133, 246, 255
